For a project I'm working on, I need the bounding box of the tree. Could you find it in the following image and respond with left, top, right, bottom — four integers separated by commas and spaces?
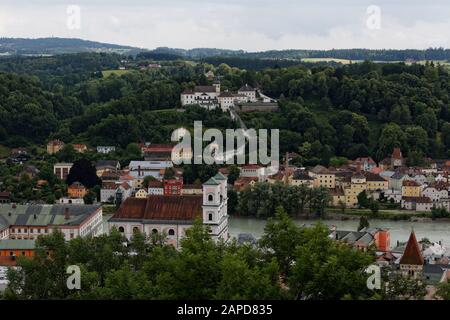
227, 165, 240, 185
357, 190, 369, 208
66, 158, 101, 188
83, 191, 97, 204
436, 281, 450, 300
358, 216, 370, 231
381, 272, 426, 300
259, 206, 303, 276
369, 200, 379, 217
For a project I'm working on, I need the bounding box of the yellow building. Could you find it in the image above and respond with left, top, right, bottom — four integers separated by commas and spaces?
135, 189, 148, 198
402, 180, 421, 197
344, 173, 367, 208
47, 140, 64, 154
365, 172, 389, 191
310, 165, 336, 189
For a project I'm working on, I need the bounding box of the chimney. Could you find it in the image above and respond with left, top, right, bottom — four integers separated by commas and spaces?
64, 207, 70, 220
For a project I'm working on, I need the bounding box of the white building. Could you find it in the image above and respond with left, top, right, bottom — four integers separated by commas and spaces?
128, 160, 173, 181
97, 146, 116, 154
0, 204, 103, 241
238, 84, 257, 102
109, 172, 229, 247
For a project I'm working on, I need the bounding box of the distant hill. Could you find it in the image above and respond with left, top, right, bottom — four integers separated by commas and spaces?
0, 37, 145, 56
1, 37, 450, 63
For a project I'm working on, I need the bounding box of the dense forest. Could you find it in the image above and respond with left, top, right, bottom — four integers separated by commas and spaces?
0, 52, 450, 166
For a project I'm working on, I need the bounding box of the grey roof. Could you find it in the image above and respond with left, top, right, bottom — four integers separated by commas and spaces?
293, 171, 313, 180
96, 160, 120, 169
391, 172, 406, 180
204, 177, 220, 186
213, 172, 227, 181
0, 204, 101, 227
238, 84, 254, 92
0, 239, 35, 250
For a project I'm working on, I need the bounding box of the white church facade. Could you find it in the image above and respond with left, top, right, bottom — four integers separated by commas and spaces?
109, 172, 229, 247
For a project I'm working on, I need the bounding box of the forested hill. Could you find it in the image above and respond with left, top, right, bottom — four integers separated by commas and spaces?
2, 37, 450, 62
149, 47, 450, 62
1, 52, 450, 168
0, 37, 144, 55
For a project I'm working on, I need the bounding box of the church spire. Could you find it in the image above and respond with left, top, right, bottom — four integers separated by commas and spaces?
400, 231, 424, 266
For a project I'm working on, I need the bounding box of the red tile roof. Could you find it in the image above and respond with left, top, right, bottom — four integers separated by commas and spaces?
400, 231, 424, 265
112, 195, 203, 221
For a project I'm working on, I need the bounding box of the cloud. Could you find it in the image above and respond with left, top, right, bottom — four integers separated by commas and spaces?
0, 1, 449, 50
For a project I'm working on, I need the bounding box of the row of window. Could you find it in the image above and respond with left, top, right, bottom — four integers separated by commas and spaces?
118, 226, 176, 236
11, 228, 48, 234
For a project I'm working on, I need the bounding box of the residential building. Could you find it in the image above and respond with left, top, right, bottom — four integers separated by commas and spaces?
0, 192, 11, 204
72, 144, 87, 153
68, 182, 87, 199
164, 179, 183, 196
350, 157, 377, 172
181, 184, 203, 195
402, 180, 421, 197
239, 164, 265, 179
95, 160, 121, 177
234, 177, 258, 192
148, 181, 164, 195
135, 189, 148, 198
115, 182, 132, 205
290, 170, 314, 188
364, 172, 389, 191
53, 163, 73, 180
101, 181, 118, 203
0, 204, 103, 241
238, 84, 257, 102
47, 140, 64, 154
310, 165, 336, 189
0, 240, 36, 266
329, 227, 390, 252
344, 173, 367, 208
96, 146, 116, 154
59, 197, 84, 205
401, 196, 433, 211
389, 172, 410, 190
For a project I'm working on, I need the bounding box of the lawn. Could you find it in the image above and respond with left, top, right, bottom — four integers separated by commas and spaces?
0, 145, 10, 158
102, 69, 131, 77
301, 58, 357, 64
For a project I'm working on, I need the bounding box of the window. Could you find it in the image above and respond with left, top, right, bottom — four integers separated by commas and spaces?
118, 226, 125, 233
208, 213, 213, 221
133, 227, 139, 233
208, 194, 214, 202
168, 229, 175, 236
152, 229, 158, 234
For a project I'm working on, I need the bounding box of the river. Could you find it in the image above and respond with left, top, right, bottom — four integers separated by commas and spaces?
229, 217, 450, 249
102, 215, 450, 249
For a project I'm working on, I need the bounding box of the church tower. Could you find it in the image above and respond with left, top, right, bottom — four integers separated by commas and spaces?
399, 230, 424, 278
202, 172, 229, 242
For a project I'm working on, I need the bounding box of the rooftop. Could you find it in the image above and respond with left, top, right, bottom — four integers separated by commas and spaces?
400, 231, 424, 266
111, 195, 203, 222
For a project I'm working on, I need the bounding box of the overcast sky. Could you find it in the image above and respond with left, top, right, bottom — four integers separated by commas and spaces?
1, 0, 450, 51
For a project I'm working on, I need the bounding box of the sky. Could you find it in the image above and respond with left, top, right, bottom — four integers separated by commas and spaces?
1, 0, 450, 51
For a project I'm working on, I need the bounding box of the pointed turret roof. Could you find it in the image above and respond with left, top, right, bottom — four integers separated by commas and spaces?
213, 172, 227, 181
203, 177, 220, 185
400, 231, 424, 266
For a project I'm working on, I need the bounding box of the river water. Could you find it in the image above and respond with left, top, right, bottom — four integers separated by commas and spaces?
103, 215, 450, 249
229, 217, 450, 249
